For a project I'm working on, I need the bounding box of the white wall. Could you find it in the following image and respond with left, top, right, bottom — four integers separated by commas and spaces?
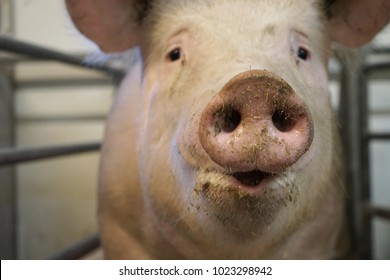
13, 0, 94, 53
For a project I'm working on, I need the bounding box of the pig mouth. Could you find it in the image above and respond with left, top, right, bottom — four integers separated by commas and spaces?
193, 168, 297, 235
231, 170, 271, 187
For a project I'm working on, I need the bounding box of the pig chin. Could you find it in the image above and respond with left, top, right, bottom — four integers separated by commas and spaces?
190, 168, 300, 236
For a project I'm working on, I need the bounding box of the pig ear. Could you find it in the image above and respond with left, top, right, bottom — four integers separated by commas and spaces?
328, 0, 390, 47
65, 0, 149, 52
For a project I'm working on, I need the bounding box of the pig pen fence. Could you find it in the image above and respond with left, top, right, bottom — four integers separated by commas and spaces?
0, 36, 389, 260
0, 36, 124, 260
338, 47, 390, 260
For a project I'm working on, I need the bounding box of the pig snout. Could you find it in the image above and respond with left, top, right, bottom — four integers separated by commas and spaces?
199, 70, 314, 175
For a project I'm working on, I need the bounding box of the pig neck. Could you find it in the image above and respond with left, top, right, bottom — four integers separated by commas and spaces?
268, 185, 345, 259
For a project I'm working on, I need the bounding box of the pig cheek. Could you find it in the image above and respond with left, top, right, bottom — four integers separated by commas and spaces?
145, 148, 187, 223
137, 65, 213, 229
170, 113, 213, 213
136, 83, 189, 226
294, 57, 333, 167
138, 129, 192, 228
292, 87, 334, 208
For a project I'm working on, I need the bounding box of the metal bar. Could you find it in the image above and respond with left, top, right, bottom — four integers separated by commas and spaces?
0, 72, 16, 259
366, 205, 390, 220
358, 61, 372, 260
371, 47, 390, 55
364, 62, 390, 75
48, 234, 100, 260
17, 116, 106, 123
367, 133, 390, 140
371, 207, 390, 220
16, 78, 114, 89
0, 36, 125, 80
339, 56, 372, 259
0, 142, 101, 167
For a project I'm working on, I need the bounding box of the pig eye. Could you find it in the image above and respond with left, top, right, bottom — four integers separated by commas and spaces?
167, 47, 182, 62
297, 47, 310, 61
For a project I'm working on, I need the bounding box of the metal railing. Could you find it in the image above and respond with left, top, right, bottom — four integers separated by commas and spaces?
0, 35, 123, 170
48, 234, 100, 260
0, 36, 126, 259
339, 50, 390, 259
0, 142, 101, 167
0, 36, 125, 80
359, 58, 390, 259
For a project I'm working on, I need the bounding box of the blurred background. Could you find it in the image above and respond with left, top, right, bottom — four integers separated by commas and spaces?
0, 0, 389, 259
0, 0, 113, 259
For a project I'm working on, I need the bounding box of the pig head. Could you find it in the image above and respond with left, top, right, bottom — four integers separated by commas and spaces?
66, 0, 389, 259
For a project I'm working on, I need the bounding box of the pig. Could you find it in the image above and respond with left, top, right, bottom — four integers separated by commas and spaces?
66, 0, 389, 259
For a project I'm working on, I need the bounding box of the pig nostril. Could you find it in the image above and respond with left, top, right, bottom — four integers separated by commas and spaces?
213, 107, 241, 134
272, 110, 296, 133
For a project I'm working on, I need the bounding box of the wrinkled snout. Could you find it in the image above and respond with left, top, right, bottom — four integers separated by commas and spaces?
199, 70, 313, 174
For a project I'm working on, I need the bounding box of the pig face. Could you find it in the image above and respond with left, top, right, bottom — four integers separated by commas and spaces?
66, 0, 389, 259
139, 0, 331, 239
